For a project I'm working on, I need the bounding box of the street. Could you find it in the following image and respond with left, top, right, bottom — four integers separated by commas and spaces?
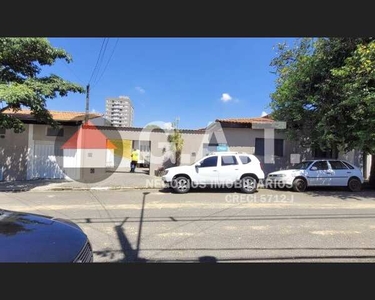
1, 188, 375, 262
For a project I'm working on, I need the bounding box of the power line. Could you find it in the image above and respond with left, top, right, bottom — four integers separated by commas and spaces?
88, 38, 107, 85
92, 38, 119, 89
64, 62, 84, 85
91, 38, 109, 85
85, 38, 109, 124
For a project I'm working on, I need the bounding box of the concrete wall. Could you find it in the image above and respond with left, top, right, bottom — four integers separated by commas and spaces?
220, 128, 298, 175
338, 151, 371, 179
98, 128, 207, 175
97, 126, 318, 176
2, 121, 371, 182
0, 127, 29, 181
0, 123, 82, 181
33, 124, 78, 142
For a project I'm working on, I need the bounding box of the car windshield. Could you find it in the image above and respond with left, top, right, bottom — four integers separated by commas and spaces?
288, 161, 313, 170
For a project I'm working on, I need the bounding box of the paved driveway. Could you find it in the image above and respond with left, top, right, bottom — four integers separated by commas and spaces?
1, 188, 375, 262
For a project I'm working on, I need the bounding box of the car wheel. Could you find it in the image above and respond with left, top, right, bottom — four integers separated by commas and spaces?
292, 178, 307, 192
348, 178, 362, 192
240, 176, 257, 193
172, 176, 191, 194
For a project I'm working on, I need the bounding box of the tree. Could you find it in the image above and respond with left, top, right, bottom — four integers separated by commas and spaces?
331, 40, 375, 185
168, 128, 184, 166
144, 124, 162, 131
270, 37, 375, 186
0, 38, 85, 132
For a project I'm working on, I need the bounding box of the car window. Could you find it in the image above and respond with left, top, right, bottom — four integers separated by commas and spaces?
311, 161, 329, 170
288, 161, 313, 170
239, 155, 251, 164
200, 156, 218, 168
342, 161, 355, 169
329, 161, 348, 170
221, 155, 238, 166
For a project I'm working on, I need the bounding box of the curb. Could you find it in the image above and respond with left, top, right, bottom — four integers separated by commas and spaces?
0, 186, 161, 192
48, 186, 159, 191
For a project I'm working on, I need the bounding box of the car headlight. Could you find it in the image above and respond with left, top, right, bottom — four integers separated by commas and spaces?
163, 170, 169, 176
277, 174, 287, 177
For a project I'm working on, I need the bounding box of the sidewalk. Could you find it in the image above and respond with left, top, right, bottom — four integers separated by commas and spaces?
0, 169, 164, 192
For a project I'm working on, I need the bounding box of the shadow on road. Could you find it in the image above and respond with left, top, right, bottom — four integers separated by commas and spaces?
198, 256, 218, 263
0, 179, 69, 193
73, 212, 375, 226
304, 186, 375, 201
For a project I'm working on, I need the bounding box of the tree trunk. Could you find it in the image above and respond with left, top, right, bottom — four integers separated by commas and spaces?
176, 150, 181, 166
370, 155, 375, 188
331, 144, 339, 159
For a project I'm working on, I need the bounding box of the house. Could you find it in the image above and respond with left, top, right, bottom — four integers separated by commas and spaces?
0, 109, 371, 182
208, 115, 371, 179
203, 116, 294, 175
0, 109, 101, 181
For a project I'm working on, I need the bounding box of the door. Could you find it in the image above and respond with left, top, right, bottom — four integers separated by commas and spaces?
195, 156, 219, 184
63, 149, 81, 180
218, 155, 240, 184
32, 142, 65, 179
307, 161, 332, 186
328, 160, 351, 186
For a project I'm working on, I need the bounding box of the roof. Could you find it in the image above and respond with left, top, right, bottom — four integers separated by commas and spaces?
61, 121, 116, 150
95, 125, 206, 134
215, 116, 274, 125
206, 151, 250, 155
2, 109, 102, 122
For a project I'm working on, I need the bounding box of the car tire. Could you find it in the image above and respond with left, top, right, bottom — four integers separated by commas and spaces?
348, 178, 362, 192
172, 176, 191, 194
240, 176, 257, 194
292, 178, 307, 192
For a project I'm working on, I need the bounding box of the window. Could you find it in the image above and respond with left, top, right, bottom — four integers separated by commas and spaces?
200, 156, 218, 168
311, 161, 329, 171
275, 139, 284, 157
221, 155, 238, 166
329, 161, 348, 170
47, 127, 64, 137
313, 148, 338, 159
288, 161, 313, 170
342, 161, 355, 170
255, 138, 284, 157
239, 155, 251, 164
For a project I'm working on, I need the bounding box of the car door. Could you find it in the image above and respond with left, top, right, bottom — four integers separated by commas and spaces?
327, 160, 351, 186
195, 156, 219, 184
307, 161, 332, 186
218, 155, 240, 184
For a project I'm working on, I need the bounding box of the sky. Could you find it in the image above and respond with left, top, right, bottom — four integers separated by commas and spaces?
44, 38, 297, 129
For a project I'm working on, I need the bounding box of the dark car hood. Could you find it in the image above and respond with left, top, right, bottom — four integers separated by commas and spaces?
0, 209, 87, 262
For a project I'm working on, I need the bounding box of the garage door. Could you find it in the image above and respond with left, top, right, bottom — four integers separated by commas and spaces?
31, 142, 65, 179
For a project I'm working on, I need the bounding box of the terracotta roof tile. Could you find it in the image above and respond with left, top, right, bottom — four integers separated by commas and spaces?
215, 117, 274, 124
2, 109, 102, 122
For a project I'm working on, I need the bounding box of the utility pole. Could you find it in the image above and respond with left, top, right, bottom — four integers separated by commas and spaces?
84, 84, 90, 124
174, 116, 180, 129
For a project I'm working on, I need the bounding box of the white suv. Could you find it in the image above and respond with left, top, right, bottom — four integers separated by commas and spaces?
266, 160, 364, 192
161, 152, 265, 194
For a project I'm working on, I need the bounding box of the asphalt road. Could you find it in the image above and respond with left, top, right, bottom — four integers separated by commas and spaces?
1, 187, 375, 262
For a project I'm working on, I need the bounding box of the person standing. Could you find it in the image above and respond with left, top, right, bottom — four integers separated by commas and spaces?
130, 148, 139, 173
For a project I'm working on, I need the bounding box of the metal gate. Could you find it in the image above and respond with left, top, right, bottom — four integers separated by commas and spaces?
31, 142, 65, 179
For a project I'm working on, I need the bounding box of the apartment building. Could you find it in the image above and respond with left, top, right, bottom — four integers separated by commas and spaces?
105, 96, 134, 127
